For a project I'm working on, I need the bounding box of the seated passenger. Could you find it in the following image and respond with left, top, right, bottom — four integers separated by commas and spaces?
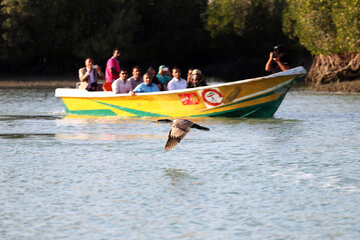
78, 58, 105, 91
186, 68, 193, 85
147, 67, 163, 91
128, 66, 143, 90
187, 69, 207, 88
112, 69, 134, 95
167, 66, 187, 91
156, 65, 171, 90
133, 73, 160, 93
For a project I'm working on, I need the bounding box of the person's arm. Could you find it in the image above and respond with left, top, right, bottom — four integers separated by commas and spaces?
79, 68, 89, 82
110, 67, 119, 75
96, 67, 105, 79
265, 52, 273, 72
112, 81, 119, 94
133, 84, 141, 93
274, 57, 290, 71
108, 58, 120, 75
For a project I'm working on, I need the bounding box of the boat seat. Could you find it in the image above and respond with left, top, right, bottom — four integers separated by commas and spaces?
102, 82, 112, 91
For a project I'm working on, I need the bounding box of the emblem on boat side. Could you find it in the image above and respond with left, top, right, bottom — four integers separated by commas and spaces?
178, 93, 200, 105
201, 89, 223, 106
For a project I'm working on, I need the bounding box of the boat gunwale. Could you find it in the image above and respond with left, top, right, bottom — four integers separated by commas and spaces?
55, 66, 307, 98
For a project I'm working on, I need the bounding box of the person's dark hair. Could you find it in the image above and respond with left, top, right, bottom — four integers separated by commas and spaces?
147, 67, 155, 72
85, 57, 93, 64
274, 45, 284, 53
172, 66, 180, 72
133, 65, 141, 71
113, 47, 120, 53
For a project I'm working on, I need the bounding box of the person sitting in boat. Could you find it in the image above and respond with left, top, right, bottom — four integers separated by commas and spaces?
105, 48, 121, 83
187, 68, 193, 84
78, 58, 105, 91
112, 69, 134, 95
147, 67, 163, 91
265, 45, 290, 73
133, 73, 160, 93
156, 65, 171, 90
187, 69, 207, 88
167, 67, 187, 91
128, 66, 144, 90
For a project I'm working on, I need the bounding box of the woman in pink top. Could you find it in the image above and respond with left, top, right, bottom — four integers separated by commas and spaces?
105, 48, 121, 82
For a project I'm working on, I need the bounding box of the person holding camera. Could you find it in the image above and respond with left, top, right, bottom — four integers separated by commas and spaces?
78, 58, 105, 91
157, 65, 171, 90
265, 45, 290, 73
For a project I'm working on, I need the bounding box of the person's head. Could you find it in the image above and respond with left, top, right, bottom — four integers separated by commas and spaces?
113, 48, 121, 59
85, 58, 94, 69
273, 45, 284, 57
172, 67, 181, 79
143, 73, 152, 86
132, 66, 141, 79
192, 69, 202, 80
147, 67, 156, 78
119, 69, 128, 80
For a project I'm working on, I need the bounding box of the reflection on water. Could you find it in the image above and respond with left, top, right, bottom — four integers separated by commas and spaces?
164, 168, 199, 187
0, 88, 359, 239
56, 133, 165, 140
0, 114, 62, 121
0, 133, 56, 139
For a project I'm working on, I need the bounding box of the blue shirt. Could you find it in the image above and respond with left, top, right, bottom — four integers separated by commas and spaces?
133, 83, 159, 93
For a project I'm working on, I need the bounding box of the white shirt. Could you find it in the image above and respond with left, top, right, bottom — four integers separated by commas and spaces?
168, 77, 187, 91
112, 78, 133, 94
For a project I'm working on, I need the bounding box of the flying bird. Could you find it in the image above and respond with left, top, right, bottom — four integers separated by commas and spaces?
157, 119, 210, 151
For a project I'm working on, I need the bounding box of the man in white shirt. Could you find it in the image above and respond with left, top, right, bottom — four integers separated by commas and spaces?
112, 69, 134, 94
168, 67, 187, 91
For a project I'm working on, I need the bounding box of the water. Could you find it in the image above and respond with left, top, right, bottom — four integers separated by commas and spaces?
0, 87, 359, 239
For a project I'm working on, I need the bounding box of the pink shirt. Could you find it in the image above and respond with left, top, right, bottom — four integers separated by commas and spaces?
105, 57, 120, 82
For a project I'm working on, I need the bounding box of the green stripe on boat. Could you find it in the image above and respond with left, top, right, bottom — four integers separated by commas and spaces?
93, 101, 168, 117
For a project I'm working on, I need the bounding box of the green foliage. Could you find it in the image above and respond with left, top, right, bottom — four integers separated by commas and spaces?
206, 0, 248, 37
0, 0, 209, 72
206, 0, 289, 55
283, 0, 360, 55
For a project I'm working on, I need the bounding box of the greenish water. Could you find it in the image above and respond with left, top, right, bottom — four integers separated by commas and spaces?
0, 87, 359, 239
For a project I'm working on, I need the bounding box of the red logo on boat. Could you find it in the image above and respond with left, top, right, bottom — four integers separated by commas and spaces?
202, 89, 223, 106
178, 93, 200, 105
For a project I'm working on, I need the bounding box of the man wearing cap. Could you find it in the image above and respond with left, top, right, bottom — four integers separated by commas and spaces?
265, 45, 290, 73
187, 69, 207, 88
168, 67, 187, 91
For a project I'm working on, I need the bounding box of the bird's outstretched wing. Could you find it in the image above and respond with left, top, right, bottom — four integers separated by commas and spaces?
164, 126, 190, 151
162, 119, 209, 151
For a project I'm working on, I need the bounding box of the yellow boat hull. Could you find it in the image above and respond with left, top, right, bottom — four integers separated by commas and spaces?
55, 67, 306, 118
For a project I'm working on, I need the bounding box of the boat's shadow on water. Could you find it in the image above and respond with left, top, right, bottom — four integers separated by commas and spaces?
0, 133, 56, 139
0, 114, 63, 121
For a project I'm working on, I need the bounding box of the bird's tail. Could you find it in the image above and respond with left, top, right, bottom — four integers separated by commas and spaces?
192, 124, 210, 131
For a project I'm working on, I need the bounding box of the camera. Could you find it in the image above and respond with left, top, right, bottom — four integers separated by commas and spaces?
273, 52, 278, 58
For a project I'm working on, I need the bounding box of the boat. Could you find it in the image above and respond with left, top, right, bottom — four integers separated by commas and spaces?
55, 66, 307, 118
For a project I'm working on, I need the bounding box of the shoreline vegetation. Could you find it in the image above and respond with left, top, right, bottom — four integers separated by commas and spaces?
1, 0, 358, 93
1, 75, 360, 94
